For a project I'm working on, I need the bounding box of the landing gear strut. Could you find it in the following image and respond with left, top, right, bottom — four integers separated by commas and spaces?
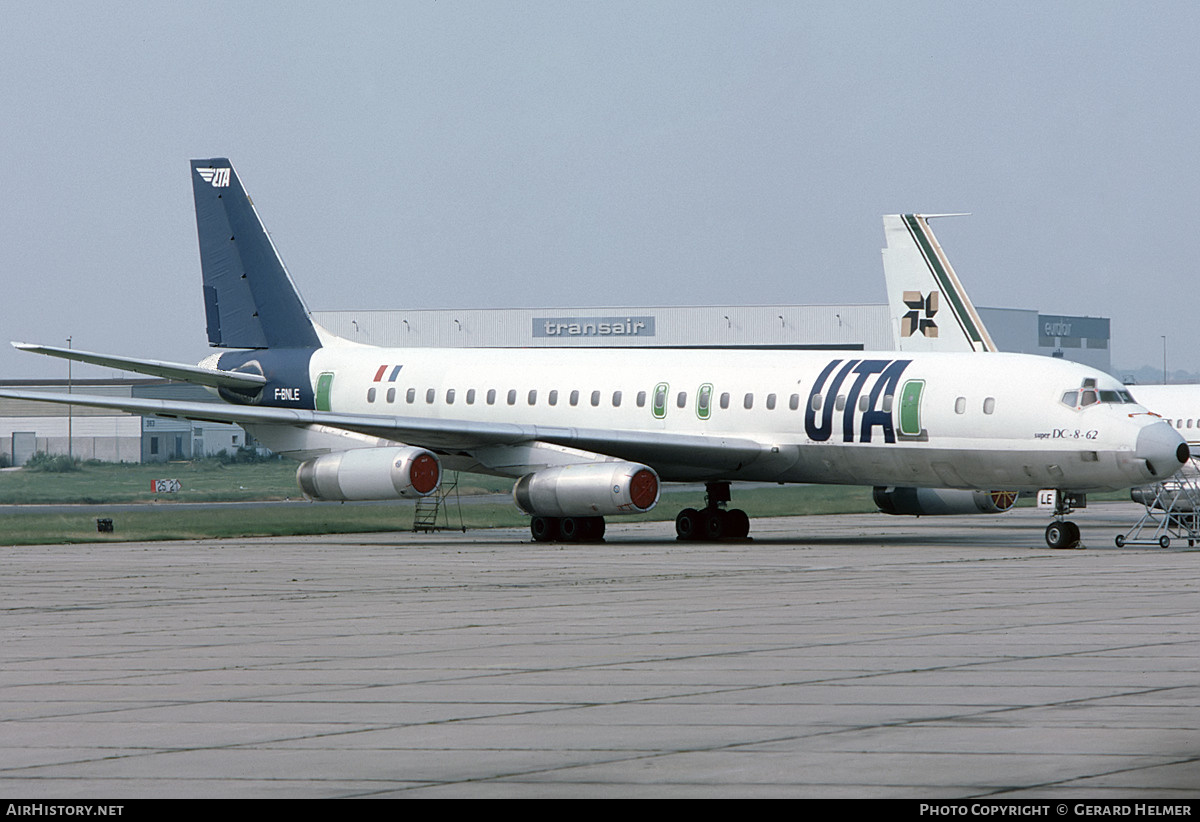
676, 481, 751, 541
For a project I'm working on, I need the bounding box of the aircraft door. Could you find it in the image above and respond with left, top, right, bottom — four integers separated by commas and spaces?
899, 379, 925, 438
316, 372, 334, 412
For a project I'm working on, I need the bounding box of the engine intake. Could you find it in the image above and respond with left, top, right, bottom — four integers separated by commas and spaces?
513, 462, 659, 517
873, 487, 1018, 516
297, 446, 440, 501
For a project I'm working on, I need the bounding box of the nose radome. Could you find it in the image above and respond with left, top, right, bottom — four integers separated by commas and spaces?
1136, 422, 1189, 478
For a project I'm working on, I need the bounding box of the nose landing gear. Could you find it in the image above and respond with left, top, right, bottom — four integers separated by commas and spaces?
1041, 490, 1085, 549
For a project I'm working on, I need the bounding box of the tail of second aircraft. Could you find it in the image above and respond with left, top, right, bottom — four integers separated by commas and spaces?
881, 214, 996, 353
191, 158, 322, 350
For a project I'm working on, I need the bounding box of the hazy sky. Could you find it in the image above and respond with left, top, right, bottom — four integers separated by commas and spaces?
2, 1, 1198, 380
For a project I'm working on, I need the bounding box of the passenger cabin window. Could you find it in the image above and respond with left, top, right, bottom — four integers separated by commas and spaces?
426, 388, 435, 404
527, 390, 537, 405
743, 393, 753, 410
570, 390, 580, 406
720, 392, 730, 410
789, 394, 800, 411
466, 389, 476, 404
766, 393, 776, 410
486, 389, 496, 405
983, 397, 995, 415
636, 391, 647, 408
548, 389, 558, 406
676, 391, 687, 409
954, 397, 966, 414
386, 387, 396, 403
612, 391, 622, 407
446, 389, 455, 404
507, 389, 517, 405
591, 390, 601, 407
835, 394, 846, 411
406, 388, 416, 403
367, 387, 376, 403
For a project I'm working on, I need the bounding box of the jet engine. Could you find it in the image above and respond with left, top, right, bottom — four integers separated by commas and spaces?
873, 487, 1018, 516
513, 462, 660, 517
297, 446, 441, 501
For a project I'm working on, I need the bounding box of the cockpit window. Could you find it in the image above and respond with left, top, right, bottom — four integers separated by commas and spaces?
1062, 381, 1138, 410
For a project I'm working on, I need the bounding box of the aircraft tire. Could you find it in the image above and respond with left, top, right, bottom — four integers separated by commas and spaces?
727, 509, 750, 539
531, 516, 559, 543
703, 509, 726, 540
559, 516, 582, 541
1045, 520, 1081, 549
676, 508, 701, 540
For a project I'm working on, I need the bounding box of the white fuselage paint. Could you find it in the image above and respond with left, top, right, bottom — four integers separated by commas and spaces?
1125, 384, 1200, 449
276, 344, 1174, 493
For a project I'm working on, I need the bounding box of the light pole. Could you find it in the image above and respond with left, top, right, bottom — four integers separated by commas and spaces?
1162, 335, 1168, 384
66, 336, 73, 460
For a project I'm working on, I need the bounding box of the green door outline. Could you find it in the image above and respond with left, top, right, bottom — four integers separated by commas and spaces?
899, 379, 924, 437
652, 382, 669, 419
696, 383, 713, 420
316, 372, 334, 412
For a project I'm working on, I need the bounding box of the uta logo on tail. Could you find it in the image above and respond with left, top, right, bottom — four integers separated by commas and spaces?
195, 167, 231, 187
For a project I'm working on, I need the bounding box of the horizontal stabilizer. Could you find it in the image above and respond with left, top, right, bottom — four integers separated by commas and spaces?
11, 342, 267, 390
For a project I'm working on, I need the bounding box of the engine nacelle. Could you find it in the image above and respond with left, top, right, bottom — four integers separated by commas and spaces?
513, 462, 660, 517
873, 487, 1018, 516
297, 446, 441, 501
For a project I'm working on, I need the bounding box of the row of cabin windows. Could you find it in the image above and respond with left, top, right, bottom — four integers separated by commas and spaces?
1172, 418, 1199, 430
360, 386, 939, 416
363, 385, 1006, 417
362, 384, 1003, 417
363, 386, 810, 410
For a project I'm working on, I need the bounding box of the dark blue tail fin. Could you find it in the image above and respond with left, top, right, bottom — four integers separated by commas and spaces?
191, 158, 321, 349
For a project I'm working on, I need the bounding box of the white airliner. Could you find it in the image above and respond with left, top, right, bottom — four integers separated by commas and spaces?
0, 162, 1187, 547
880, 212, 1200, 543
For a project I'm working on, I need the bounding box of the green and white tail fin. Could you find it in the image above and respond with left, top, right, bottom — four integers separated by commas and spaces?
881, 214, 997, 353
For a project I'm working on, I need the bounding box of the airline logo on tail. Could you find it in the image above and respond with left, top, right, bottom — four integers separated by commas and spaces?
882, 214, 997, 353
195, 167, 231, 187
901, 291, 939, 338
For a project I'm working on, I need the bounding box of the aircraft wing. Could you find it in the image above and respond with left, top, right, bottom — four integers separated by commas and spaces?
0, 389, 767, 472
10, 342, 266, 391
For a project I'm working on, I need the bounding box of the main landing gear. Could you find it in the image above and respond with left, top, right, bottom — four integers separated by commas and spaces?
675, 481, 751, 541
1043, 490, 1085, 549
530, 515, 605, 543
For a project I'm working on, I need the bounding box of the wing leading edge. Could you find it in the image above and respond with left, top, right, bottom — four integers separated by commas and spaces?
0, 388, 767, 475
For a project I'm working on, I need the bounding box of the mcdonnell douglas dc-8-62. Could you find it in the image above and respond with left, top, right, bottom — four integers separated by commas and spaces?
0, 160, 1187, 545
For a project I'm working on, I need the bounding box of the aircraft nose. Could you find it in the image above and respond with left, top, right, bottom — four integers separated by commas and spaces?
1135, 422, 1189, 478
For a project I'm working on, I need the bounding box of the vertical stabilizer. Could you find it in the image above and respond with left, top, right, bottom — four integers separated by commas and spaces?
882, 214, 997, 353
191, 158, 321, 349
